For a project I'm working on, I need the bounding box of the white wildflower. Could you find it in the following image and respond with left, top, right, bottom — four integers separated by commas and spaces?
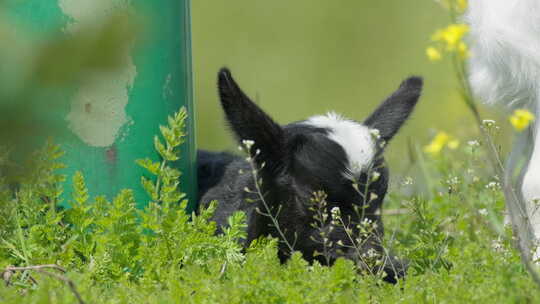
491, 239, 504, 252
482, 119, 496, 127
468, 140, 480, 147
242, 139, 255, 149
402, 176, 413, 185
485, 181, 501, 190
330, 207, 341, 218
371, 171, 381, 182
370, 128, 381, 140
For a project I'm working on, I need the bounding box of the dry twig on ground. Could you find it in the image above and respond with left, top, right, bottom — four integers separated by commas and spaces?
1, 264, 85, 304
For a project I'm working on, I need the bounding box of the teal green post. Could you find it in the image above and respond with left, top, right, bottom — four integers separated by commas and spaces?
6, 1, 197, 212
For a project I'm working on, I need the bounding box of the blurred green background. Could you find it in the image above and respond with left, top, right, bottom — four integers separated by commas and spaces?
0, 0, 508, 183
191, 0, 500, 172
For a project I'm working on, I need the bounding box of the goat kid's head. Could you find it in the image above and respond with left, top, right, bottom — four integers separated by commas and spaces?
218, 68, 422, 277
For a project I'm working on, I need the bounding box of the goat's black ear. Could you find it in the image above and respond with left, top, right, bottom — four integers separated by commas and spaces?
364, 76, 423, 142
218, 67, 284, 168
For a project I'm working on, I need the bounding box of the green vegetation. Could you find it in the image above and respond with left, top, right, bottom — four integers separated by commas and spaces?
0, 108, 538, 303
0, 1, 537, 303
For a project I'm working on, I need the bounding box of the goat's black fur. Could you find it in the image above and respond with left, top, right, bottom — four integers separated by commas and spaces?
198, 68, 423, 283
197, 150, 239, 203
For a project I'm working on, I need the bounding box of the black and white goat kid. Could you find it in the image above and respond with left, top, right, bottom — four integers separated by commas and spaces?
198, 68, 423, 283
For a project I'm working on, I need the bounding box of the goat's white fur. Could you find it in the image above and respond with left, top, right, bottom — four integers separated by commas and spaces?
466, 0, 540, 259
306, 112, 376, 178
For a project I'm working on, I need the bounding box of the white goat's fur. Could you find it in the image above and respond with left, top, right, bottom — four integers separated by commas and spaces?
466, 0, 540, 259
306, 112, 376, 178
467, 0, 540, 107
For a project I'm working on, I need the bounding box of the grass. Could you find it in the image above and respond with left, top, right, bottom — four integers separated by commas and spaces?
1, 1, 539, 302
0, 107, 538, 304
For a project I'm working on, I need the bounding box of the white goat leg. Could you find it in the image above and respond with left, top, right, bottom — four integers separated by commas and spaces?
522, 105, 540, 259
467, 0, 540, 259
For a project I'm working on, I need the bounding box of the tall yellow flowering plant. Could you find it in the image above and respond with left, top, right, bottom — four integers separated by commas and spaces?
424, 1, 471, 157
427, 24, 469, 61
426, 0, 540, 287
426, 0, 535, 132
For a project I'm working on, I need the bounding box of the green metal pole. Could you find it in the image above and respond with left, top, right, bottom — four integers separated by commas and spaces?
6, 0, 197, 212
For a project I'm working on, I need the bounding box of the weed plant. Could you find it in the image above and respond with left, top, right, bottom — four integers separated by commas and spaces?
0, 106, 537, 303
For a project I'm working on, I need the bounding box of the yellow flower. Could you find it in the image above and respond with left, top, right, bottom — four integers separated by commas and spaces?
424, 131, 460, 155
457, 0, 468, 12
426, 46, 442, 61
432, 24, 469, 50
509, 109, 535, 131
424, 132, 449, 155
447, 139, 460, 150
424, 142, 443, 155
457, 42, 470, 59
